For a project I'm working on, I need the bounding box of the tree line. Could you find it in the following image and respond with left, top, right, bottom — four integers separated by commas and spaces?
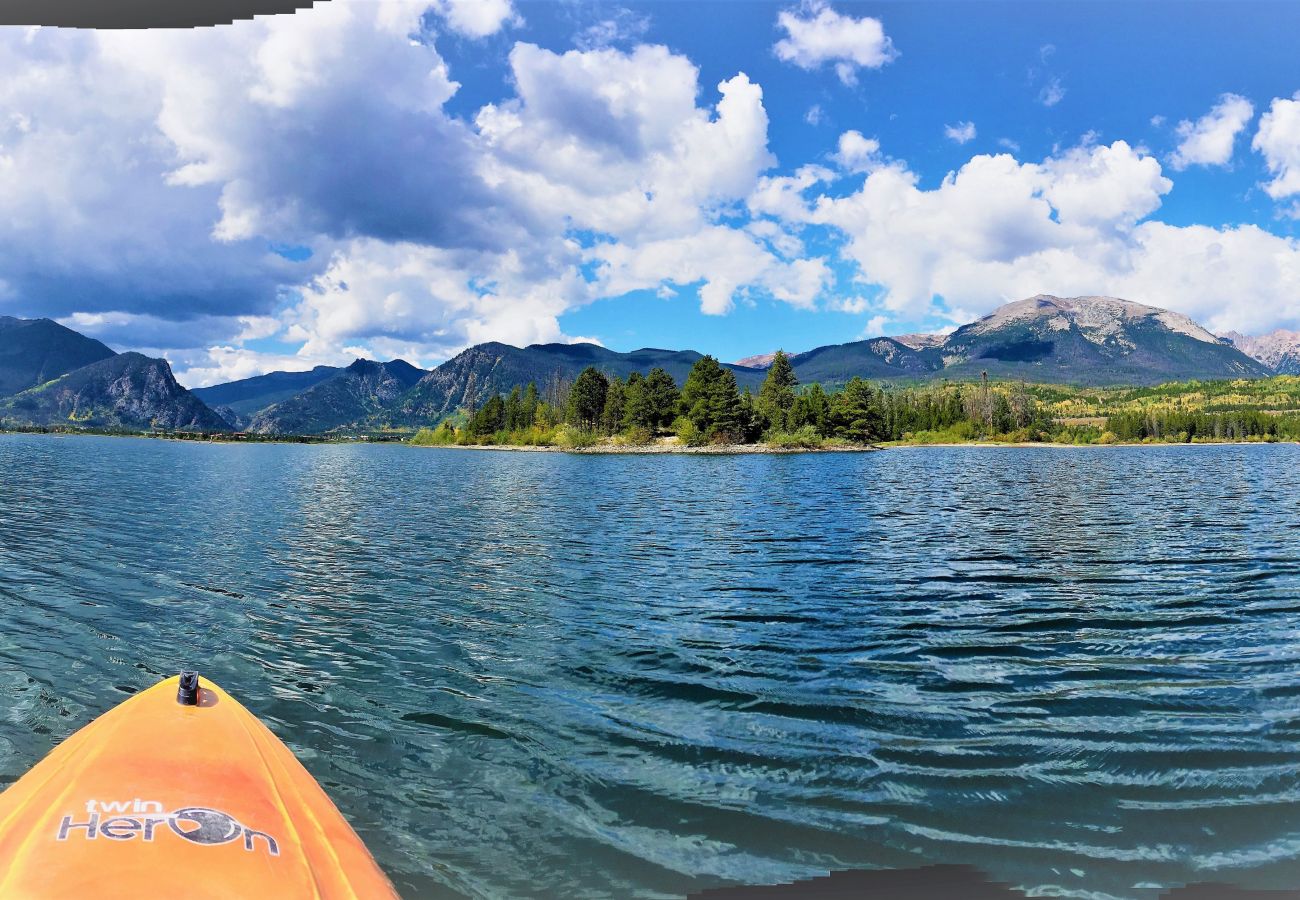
413, 352, 1055, 448
1104, 409, 1300, 442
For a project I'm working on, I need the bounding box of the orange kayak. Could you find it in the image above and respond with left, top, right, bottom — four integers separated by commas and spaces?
0, 673, 398, 899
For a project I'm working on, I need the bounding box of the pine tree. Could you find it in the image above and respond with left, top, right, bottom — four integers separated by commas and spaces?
601, 376, 626, 435
567, 366, 609, 430
738, 387, 763, 443
469, 393, 506, 437
682, 355, 723, 420
831, 377, 884, 443
642, 368, 681, 428
707, 369, 745, 441
504, 385, 523, 431
521, 382, 539, 428
791, 383, 831, 435
757, 350, 798, 433
622, 372, 649, 429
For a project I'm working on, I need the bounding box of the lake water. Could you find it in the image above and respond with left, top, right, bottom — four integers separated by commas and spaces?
2, 434, 1299, 899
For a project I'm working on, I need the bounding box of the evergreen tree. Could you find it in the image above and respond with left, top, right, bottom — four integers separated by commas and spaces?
831, 377, 884, 443
738, 387, 764, 442
791, 383, 831, 435
601, 376, 626, 435
642, 367, 681, 428
706, 369, 746, 441
681, 355, 724, 420
682, 356, 745, 441
622, 372, 648, 429
567, 366, 609, 430
521, 382, 539, 428
991, 393, 1014, 433
756, 350, 798, 432
469, 393, 506, 437
504, 385, 523, 431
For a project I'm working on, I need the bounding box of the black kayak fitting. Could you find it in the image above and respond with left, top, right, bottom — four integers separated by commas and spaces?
177, 671, 200, 706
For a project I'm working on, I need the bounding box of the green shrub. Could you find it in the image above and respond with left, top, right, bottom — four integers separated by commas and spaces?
764, 425, 824, 449
614, 426, 654, 446
410, 423, 457, 446
673, 417, 705, 447
556, 425, 600, 449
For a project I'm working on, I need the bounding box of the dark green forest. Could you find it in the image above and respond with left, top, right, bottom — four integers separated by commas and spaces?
411, 353, 1300, 449
414, 351, 1058, 448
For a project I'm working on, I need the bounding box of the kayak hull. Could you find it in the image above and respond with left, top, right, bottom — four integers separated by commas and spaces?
0, 675, 398, 898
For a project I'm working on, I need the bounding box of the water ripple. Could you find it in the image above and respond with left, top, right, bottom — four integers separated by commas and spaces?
2, 436, 1300, 898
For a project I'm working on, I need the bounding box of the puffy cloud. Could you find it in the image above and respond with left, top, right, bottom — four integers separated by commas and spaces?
1252, 92, 1300, 208
748, 164, 833, 224
475, 42, 824, 316
1109, 222, 1300, 334
1169, 93, 1253, 170
589, 227, 830, 315
1, 8, 826, 382
430, 0, 521, 38
284, 239, 587, 361
100, 2, 527, 252
803, 138, 1300, 331
944, 121, 977, 144
1040, 141, 1170, 229
0, 27, 306, 321
477, 44, 774, 241
832, 130, 883, 172
773, 0, 897, 86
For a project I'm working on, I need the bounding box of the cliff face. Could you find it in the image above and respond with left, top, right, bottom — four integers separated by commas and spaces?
0, 352, 229, 430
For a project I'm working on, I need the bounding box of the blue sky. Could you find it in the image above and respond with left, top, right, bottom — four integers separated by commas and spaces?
1, 0, 1299, 384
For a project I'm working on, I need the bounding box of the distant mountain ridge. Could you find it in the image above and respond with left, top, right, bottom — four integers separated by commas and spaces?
0, 352, 228, 431
1222, 329, 1300, 375
0, 316, 116, 397
0, 316, 226, 432
0, 295, 1287, 436
192, 364, 341, 423
378, 342, 764, 432
935, 295, 1266, 384
738, 296, 1267, 387
247, 358, 427, 435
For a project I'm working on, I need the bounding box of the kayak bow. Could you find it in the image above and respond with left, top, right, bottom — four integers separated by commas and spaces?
0, 673, 398, 898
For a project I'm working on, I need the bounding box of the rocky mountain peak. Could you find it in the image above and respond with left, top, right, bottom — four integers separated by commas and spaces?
964, 295, 1222, 346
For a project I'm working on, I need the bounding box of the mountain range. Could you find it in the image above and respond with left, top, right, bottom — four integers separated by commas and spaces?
0, 295, 1292, 435
0, 318, 227, 431
1221, 329, 1300, 375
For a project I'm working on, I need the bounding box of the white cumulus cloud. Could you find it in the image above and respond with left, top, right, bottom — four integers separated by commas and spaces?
1169, 93, 1254, 170
832, 130, 883, 172
430, 0, 521, 38
800, 138, 1300, 332
1253, 92, 1300, 210
773, 0, 897, 86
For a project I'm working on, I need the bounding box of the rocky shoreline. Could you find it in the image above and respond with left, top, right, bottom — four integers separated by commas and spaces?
434, 441, 880, 454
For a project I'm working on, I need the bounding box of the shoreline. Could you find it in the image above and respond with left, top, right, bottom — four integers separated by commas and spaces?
4, 429, 1296, 453
418, 438, 1297, 453
425, 441, 880, 454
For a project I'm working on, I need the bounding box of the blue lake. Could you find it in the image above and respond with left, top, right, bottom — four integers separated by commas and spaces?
2, 433, 1300, 898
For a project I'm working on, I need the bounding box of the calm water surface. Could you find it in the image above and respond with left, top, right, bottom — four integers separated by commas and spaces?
2, 434, 1299, 899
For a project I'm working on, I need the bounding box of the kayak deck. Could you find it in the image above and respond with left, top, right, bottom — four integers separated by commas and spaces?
0, 674, 397, 898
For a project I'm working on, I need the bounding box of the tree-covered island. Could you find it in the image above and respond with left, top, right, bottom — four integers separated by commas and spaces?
410, 353, 1300, 451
